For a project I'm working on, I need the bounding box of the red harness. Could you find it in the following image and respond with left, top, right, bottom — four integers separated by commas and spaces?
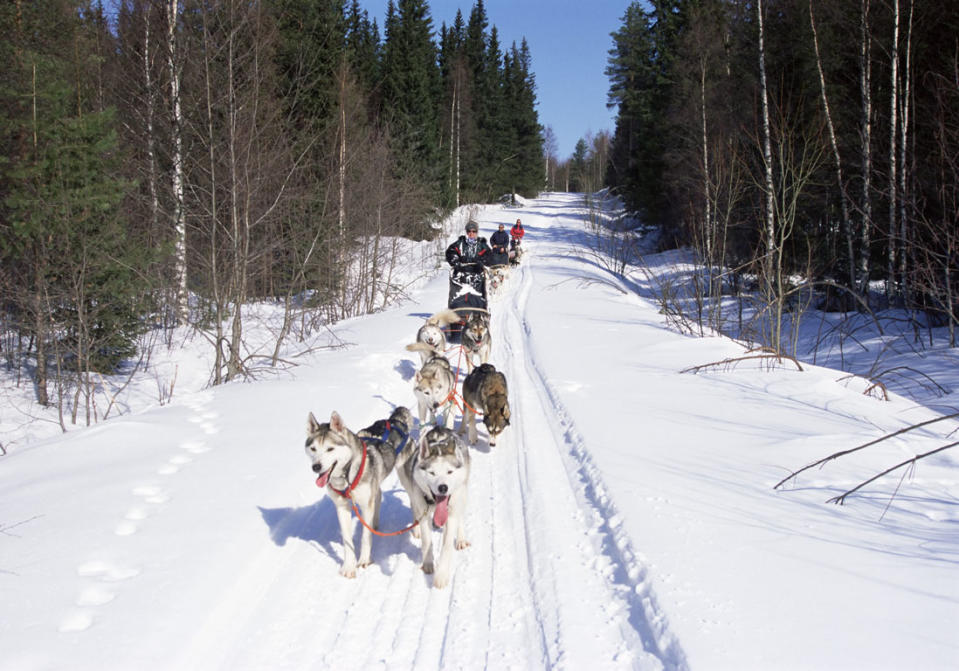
331, 442, 367, 498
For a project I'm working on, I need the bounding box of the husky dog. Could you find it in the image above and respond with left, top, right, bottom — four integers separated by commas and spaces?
396, 425, 470, 588
405, 343, 457, 427
485, 265, 509, 296
412, 309, 461, 363
460, 312, 491, 373
509, 239, 523, 265
460, 363, 511, 447
305, 407, 412, 578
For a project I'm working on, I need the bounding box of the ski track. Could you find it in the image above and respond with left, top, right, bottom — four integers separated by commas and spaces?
159, 203, 685, 670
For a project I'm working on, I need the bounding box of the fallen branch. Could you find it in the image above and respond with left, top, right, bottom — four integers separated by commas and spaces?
681, 352, 804, 374
827, 441, 959, 505
774, 411, 959, 489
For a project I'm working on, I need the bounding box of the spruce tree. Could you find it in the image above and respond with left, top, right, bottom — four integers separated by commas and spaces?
381, 0, 442, 193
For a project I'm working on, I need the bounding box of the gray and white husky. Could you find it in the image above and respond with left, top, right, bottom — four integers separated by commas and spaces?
405, 343, 456, 427
305, 406, 413, 578
485, 264, 509, 295
396, 425, 470, 589
460, 312, 491, 373
412, 309, 461, 363
460, 363, 511, 447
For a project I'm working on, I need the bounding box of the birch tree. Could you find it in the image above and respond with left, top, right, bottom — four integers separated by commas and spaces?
809, 0, 855, 291
757, 0, 777, 306
857, 0, 873, 297
886, 0, 900, 301
166, 0, 188, 323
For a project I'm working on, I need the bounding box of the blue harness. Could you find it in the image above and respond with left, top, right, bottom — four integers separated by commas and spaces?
364, 420, 410, 456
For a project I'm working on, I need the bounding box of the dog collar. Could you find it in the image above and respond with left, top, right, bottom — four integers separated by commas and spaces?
331, 442, 366, 499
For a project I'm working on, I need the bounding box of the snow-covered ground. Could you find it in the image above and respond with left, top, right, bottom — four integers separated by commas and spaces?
2, 192, 958, 670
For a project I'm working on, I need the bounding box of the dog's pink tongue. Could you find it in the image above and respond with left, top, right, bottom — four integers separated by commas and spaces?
433, 496, 450, 527
315, 471, 330, 488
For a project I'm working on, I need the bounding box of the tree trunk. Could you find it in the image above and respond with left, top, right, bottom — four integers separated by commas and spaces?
449, 76, 456, 202
757, 0, 777, 330
455, 71, 461, 208
857, 0, 873, 298
886, 0, 900, 302
143, 9, 160, 244
226, 7, 243, 381
898, 0, 914, 303
809, 0, 855, 290
700, 56, 713, 284
167, 0, 188, 324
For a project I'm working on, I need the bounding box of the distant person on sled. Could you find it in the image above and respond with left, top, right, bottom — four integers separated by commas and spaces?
509, 219, 525, 264
489, 223, 510, 266
510, 219, 525, 242
446, 220, 491, 310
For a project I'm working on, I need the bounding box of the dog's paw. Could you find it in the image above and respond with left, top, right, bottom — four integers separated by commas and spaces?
357, 559, 372, 569
339, 565, 358, 579
455, 539, 471, 551
432, 570, 450, 589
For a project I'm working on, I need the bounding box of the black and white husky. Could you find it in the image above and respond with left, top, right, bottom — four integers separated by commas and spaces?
396, 425, 470, 589
305, 407, 412, 578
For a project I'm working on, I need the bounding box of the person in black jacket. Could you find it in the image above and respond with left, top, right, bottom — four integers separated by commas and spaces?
446, 220, 491, 308
488, 223, 510, 266
446, 220, 492, 268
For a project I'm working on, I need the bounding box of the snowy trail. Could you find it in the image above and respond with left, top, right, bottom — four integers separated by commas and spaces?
226, 197, 672, 670
135, 195, 672, 671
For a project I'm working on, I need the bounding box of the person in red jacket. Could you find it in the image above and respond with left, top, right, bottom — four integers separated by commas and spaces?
510, 219, 525, 242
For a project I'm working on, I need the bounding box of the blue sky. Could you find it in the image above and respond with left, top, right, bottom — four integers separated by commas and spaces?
360, 0, 632, 160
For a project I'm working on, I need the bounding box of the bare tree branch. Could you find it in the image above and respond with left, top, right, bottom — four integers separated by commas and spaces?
827, 440, 959, 505
774, 411, 959, 489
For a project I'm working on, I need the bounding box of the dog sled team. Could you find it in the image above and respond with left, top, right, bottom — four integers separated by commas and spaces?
304, 219, 523, 589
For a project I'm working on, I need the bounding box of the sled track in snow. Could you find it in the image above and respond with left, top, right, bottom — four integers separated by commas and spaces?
499, 256, 688, 671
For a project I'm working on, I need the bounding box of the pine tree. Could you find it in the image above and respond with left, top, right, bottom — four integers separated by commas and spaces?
381, 0, 442, 192
504, 38, 543, 197
346, 0, 380, 99
272, 0, 347, 132
2, 0, 145, 393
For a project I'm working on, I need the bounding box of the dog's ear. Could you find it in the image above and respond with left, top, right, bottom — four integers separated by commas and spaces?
307, 412, 321, 434
330, 411, 345, 433
418, 434, 432, 459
